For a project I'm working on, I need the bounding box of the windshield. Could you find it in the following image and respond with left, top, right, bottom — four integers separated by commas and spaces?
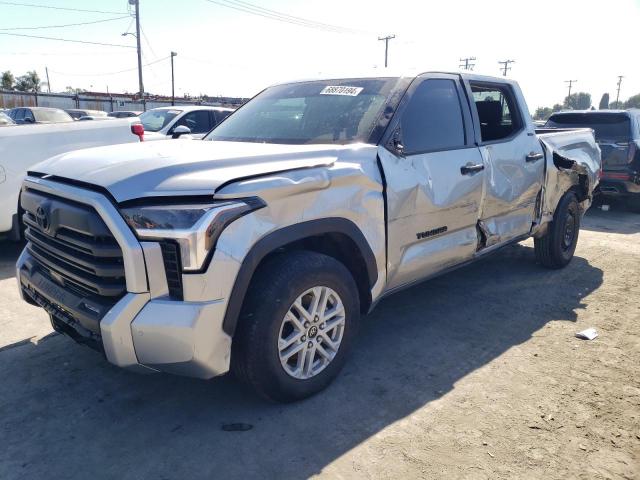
35, 109, 73, 123
0, 112, 14, 125
206, 78, 406, 145
546, 113, 631, 142
139, 109, 181, 132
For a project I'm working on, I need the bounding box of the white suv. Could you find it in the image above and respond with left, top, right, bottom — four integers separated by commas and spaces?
139, 105, 234, 140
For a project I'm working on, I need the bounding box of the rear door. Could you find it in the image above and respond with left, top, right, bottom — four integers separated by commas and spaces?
465, 80, 544, 246
379, 74, 485, 291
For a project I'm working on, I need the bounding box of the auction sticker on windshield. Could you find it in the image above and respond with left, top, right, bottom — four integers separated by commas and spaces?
320, 86, 363, 96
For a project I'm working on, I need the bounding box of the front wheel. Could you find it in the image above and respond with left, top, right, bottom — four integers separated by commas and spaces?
534, 192, 581, 269
232, 251, 360, 402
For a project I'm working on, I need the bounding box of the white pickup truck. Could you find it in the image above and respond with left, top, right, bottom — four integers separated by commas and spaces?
0, 118, 143, 239
17, 72, 600, 402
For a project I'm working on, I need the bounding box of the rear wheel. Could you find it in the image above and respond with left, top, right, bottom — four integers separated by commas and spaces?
534, 192, 580, 269
232, 251, 360, 402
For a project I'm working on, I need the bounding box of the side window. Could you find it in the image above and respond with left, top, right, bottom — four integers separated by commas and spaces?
470, 83, 522, 142
399, 79, 465, 154
13, 109, 24, 121
174, 110, 212, 134
24, 109, 35, 122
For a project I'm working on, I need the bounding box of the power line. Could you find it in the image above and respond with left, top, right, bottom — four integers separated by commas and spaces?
0, 16, 130, 31
0, 32, 135, 48
0, 1, 127, 15
226, 0, 369, 34
49, 56, 169, 77
203, 0, 367, 34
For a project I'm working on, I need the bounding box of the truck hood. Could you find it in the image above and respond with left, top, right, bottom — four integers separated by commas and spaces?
32, 140, 342, 202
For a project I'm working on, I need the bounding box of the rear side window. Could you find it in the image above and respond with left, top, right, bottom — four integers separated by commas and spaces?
399, 79, 465, 153
12, 109, 24, 121
546, 113, 631, 141
470, 83, 522, 142
24, 109, 35, 122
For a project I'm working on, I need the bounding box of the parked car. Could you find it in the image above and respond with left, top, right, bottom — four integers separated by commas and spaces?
16, 73, 600, 401
0, 112, 15, 126
0, 118, 144, 240
65, 109, 108, 120
138, 105, 234, 140
7, 107, 73, 124
545, 109, 640, 212
108, 111, 142, 118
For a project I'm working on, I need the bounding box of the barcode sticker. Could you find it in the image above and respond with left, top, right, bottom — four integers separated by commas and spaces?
320, 86, 363, 96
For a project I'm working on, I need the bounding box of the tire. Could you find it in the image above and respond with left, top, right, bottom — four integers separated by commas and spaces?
232, 250, 360, 402
534, 192, 580, 269
626, 196, 640, 213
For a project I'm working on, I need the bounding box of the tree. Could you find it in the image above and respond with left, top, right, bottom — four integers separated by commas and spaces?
563, 92, 591, 110
534, 106, 553, 120
14, 70, 41, 92
552, 103, 563, 113
1, 71, 14, 90
598, 93, 609, 110
625, 94, 640, 109
609, 100, 625, 109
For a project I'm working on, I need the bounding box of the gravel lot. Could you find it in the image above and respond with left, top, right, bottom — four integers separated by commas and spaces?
1, 206, 639, 479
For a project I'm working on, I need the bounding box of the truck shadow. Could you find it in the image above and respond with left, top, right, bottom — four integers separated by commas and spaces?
0, 243, 603, 480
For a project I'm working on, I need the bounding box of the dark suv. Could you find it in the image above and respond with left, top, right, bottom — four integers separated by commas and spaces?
546, 110, 640, 212
8, 107, 73, 124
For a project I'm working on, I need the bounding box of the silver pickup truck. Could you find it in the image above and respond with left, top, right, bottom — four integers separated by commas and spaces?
17, 72, 600, 402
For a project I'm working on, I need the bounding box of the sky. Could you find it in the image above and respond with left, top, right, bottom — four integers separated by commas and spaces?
0, 0, 639, 112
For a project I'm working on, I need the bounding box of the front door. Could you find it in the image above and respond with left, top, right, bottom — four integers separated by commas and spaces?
379, 75, 485, 292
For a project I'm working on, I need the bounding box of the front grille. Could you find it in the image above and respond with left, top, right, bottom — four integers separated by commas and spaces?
21, 188, 126, 301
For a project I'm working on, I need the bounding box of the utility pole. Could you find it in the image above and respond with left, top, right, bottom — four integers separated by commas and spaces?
565, 79, 577, 100
378, 34, 395, 68
498, 59, 515, 76
459, 57, 476, 71
171, 51, 177, 106
131, 0, 145, 111
45, 66, 51, 93
615, 75, 624, 107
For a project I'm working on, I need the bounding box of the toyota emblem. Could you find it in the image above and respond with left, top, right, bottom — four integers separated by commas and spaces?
35, 205, 50, 232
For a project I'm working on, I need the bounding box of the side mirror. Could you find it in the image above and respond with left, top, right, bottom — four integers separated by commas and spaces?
171, 125, 191, 139
391, 129, 404, 155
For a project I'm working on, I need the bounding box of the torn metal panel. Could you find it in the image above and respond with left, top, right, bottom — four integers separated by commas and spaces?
535, 128, 601, 232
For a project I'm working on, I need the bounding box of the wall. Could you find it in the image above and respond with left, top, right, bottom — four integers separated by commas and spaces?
0, 90, 247, 112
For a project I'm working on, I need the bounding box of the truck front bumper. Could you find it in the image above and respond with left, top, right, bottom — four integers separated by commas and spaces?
16, 175, 232, 380
18, 249, 232, 379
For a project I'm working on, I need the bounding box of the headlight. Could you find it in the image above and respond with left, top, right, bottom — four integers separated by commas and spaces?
120, 198, 264, 271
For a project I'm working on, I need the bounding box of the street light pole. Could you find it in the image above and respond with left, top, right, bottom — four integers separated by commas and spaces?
171, 51, 177, 106
132, 0, 145, 111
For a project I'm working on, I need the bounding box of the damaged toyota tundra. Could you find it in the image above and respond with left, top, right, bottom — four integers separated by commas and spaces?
17, 73, 601, 401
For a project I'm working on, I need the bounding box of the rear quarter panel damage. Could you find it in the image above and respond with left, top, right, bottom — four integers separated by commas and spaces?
536, 129, 601, 231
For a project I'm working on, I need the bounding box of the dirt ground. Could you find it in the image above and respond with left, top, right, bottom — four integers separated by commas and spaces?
0, 205, 639, 480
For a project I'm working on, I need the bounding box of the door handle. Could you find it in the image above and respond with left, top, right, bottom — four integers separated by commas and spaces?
526, 152, 544, 162
460, 163, 485, 175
